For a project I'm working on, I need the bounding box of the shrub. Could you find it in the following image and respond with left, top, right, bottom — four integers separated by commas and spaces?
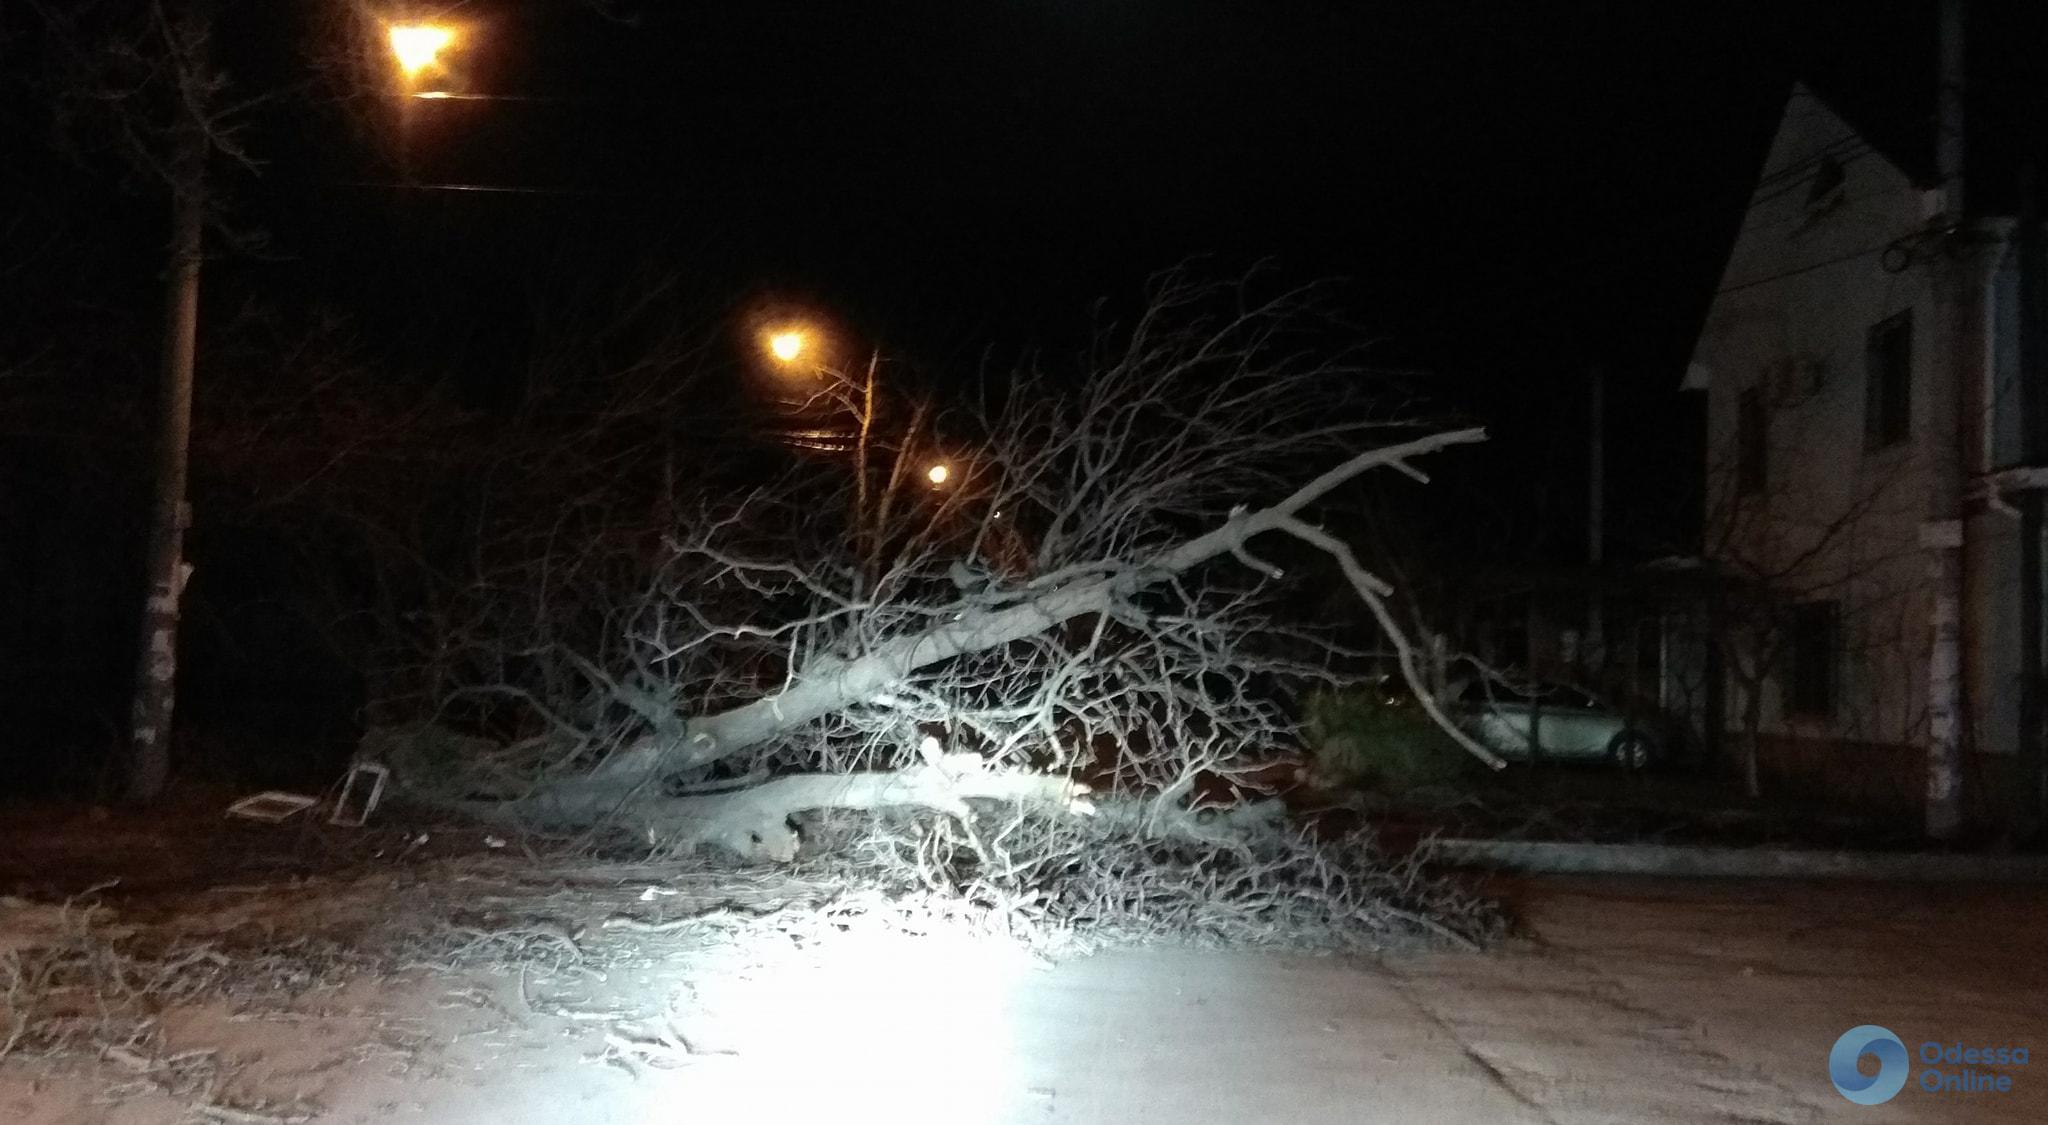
1301, 686, 1472, 792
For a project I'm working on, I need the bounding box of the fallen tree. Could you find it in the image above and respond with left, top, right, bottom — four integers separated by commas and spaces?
311, 273, 1493, 862
537, 425, 1496, 834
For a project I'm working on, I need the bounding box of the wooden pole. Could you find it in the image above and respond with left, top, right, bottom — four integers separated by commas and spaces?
1924, 0, 1969, 839
1587, 366, 1605, 682
124, 9, 207, 804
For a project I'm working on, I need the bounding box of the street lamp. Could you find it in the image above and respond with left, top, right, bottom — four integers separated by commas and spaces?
388, 23, 455, 83
926, 463, 951, 486
767, 328, 809, 365
387, 22, 457, 180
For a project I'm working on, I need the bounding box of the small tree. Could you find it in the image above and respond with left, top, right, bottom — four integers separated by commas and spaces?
1697, 352, 1924, 799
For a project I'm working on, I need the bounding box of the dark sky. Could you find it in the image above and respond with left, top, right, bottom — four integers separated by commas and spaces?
269, 0, 1811, 365
13, 1, 1975, 559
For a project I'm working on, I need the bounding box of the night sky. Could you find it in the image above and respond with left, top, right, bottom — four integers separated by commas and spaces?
274, 0, 1804, 362
3, 1, 1974, 563
270, 1, 1957, 562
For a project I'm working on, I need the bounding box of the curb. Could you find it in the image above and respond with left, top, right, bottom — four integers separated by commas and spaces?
1428, 838, 2048, 882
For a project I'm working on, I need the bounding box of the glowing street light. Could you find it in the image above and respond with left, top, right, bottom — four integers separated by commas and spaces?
926, 463, 951, 486
766, 329, 809, 365
388, 24, 455, 81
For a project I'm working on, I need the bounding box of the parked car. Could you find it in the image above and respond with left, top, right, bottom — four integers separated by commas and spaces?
1456, 680, 1661, 770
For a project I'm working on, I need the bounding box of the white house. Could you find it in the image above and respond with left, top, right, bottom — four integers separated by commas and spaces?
1683, 82, 2042, 829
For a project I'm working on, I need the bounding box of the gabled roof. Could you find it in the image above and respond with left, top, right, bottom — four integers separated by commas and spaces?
1679, 83, 1927, 393
1677, 4, 2048, 392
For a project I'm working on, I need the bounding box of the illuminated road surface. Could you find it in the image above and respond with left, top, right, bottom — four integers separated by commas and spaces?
5, 878, 2043, 1123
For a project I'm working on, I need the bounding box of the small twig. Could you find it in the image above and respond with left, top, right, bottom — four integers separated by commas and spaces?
198, 1104, 315, 1125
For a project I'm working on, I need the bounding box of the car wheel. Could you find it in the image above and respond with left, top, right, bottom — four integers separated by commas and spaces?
1607, 730, 1657, 771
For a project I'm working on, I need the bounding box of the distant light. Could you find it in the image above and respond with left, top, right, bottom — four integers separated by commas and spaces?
927, 463, 951, 485
768, 330, 807, 363
389, 24, 455, 79
412, 90, 454, 99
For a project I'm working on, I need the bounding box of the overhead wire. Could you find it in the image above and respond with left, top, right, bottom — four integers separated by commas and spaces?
1741, 145, 1873, 213
1746, 133, 1874, 194
1712, 235, 1934, 296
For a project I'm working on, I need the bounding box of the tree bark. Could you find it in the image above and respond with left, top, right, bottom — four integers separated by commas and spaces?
514, 753, 1091, 860
125, 102, 206, 804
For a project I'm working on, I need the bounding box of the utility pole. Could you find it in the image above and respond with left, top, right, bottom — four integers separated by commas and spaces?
1586, 366, 1606, 686
1923, 0, 1970, 840
124, 6, 208, 804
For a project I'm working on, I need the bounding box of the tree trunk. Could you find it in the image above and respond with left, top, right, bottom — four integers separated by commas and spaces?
125, 111, 206, 804
505, 753, 1090, 860
1740, 685, 1762, 800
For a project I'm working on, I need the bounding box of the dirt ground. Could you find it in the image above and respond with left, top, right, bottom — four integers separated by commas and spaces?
2, 802, 2043, 1124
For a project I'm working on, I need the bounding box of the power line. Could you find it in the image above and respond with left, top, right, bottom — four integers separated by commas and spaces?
323, 179, 690, 198
1741, 146, 1873, 215
1714, 242, 1891, 295
1748, 134, 1873, 194
396, 91, 616, 105
1735, 181, 1926, 241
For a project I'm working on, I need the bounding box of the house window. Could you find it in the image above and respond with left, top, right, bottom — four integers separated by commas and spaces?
1784, 601, 1838, 718
1865, 312, 1912, 450
1736, 386, 1767, 495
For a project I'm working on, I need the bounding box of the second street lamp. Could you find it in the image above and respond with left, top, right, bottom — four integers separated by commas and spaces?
766, 328, 809, 366
386, 22, 462, 183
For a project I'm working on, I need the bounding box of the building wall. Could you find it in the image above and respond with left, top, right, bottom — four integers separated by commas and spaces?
1690, 86, 1938, 754
1688, 87, 2030, 781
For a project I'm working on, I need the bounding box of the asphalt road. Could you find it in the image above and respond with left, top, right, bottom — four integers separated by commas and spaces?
6, 875, 2043, 1123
